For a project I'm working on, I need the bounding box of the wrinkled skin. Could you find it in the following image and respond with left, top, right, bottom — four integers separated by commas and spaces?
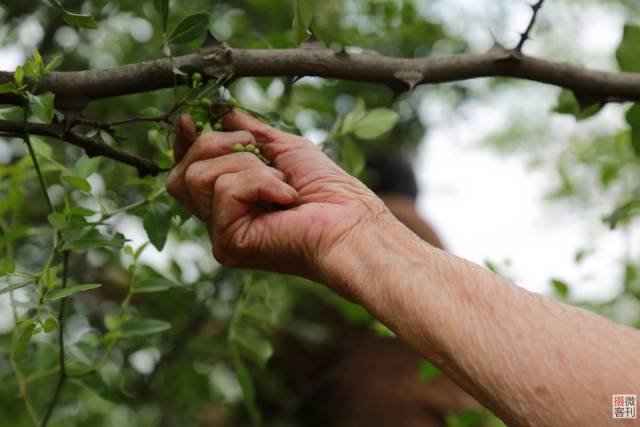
166, 111, 391, 289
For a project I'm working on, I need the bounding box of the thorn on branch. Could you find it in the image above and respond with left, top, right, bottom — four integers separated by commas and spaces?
515, 0, 545, 52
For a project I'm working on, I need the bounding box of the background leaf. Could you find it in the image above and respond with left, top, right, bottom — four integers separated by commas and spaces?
47, 0, 97, 29
143, 202, 172, 251
168, 13, 210, 44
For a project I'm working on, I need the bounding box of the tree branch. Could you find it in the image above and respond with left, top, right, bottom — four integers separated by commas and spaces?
516, 0, 546, 52
1, 43, 639, 106
0, 120, 164, 176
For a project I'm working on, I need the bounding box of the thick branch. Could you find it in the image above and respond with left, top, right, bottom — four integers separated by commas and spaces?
1, 44, 640, 105
0, 120, 162, 176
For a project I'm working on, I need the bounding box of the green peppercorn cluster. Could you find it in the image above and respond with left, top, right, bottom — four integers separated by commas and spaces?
233, 143, 270, 165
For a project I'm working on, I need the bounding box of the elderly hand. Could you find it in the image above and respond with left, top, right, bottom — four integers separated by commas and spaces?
166, 111, 392, 291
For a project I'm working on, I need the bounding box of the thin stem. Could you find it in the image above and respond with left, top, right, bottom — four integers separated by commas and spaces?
22, 108, 54, 213
39, 250, 70, 427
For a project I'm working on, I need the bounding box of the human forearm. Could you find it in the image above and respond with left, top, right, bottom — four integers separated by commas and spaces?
322, 217, 640, 426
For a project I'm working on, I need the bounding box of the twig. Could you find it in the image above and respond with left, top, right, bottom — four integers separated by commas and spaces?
40, 251, 70, 427
22, 107, 54, 213
0, 120, 164, 176
516, 0, 546, 52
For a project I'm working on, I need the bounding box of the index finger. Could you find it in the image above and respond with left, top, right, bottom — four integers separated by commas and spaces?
174, 114, 198, 163
222, 110, 282, 142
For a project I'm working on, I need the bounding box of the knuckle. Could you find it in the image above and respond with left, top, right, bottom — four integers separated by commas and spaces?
184, 165, 204, 188
212, 241, 241, 268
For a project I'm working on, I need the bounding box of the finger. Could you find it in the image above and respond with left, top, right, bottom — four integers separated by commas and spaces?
213, 167, 299, 231
222, 110, 282, 142
183, 152, 272, 220
173, 114, 197, 163
223, 110, 321, 171
166, 130, 255, 209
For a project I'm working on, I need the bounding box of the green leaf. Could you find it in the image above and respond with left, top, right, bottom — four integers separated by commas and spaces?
168, 13, 210, 44
154, 0, 170, 34
45, 284, 101, 302
14, 66, 24, 86
73, 155, 101, 178
47, 212, 68, 230
14, 322, 36, 358
625, 103, 640, 156
30, 137, 53, 158
418, 360, 440, 382
70, 207, 96, 217
550, 279, 570, 301
62, 229, 125, 250
232, 329, 274, 368
0, 82, 16, 94
0, 258, 15, 275
44, 56, 62, 73
132, 277, 173, 293
340, 98, 366, 134
121, 318, 171, 337
232, 348, 261, 426
43, 316, 58, 333
352, 108, 399, 140
27, 92, 55, 124
47, 0, 97, 29
341, 139, 365, 177
0, 277, 32, 296
553, 89, 601, 121
616, 24, 640, 73
143, 202, 172, 251
292, 0, 317, 45
62, 175, 92, 193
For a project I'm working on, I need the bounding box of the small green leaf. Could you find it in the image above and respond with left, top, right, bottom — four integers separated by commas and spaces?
43, 316, 58, 333
352, 108, 399, 140
30, 137, 53, 158
14, 322, 36, 358
418, 360, 440, 382
45, 284, 102, 302
143, 202, 172, 251
73, 155, 101, 178
47, 0, 97, 29
340, 98, 366, 134
168, 13, 210, 44
47, 212, 68, 230
44, 56, 62, 73
62, 175, 92, 193
232, 348, 261, 426
0, 277, 31, 296
62, 229, 125, 250
154, 0, 170, 34
0, 82, 16, 94
232, 330, 274, 368
43, 268, 57, 289
550, 279, 570, 301
14, 66, 24, 86
133, 277, 173, 293
625, 103, 640, 156
616, 24, 640, 73
27, 92, 55, 124
70, 207, 96, 217
341, 139, 365, 177
120, 318, 171, 337
292, 0, 317, 45
0, 258, 15, 275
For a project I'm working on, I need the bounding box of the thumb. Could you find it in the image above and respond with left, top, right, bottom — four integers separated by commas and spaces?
173, 114, 197, 163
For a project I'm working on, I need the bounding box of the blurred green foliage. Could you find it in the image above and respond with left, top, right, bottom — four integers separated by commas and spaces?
0, 1, 639, 427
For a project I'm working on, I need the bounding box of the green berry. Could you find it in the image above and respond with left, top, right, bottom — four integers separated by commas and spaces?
253, 148, 260, 155
233, 143, 244, 152
192, 72, 202, 83
246, 144, 255, 151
